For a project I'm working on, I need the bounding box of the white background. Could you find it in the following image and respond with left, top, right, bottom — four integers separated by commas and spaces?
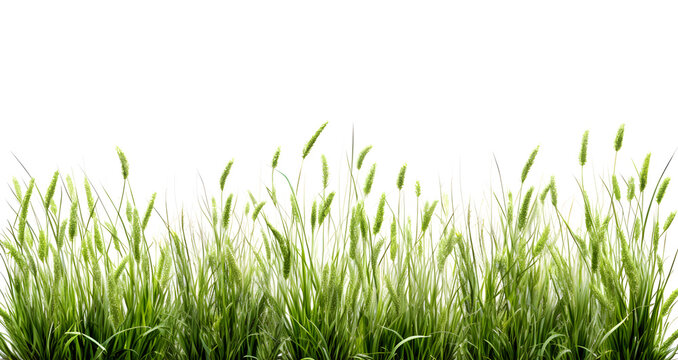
1, 2, 678, 240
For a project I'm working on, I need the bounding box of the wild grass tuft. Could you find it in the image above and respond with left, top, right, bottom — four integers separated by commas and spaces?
1, 122, 678, 360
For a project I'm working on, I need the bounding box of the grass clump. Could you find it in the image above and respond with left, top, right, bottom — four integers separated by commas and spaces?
1, 123, 678, 360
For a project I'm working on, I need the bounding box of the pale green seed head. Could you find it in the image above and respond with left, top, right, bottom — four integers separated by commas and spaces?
271, 147, 281, 169
219, 159, 234, 191
664, 212, 676, 232
321, 154, 329, 189
116, 147, 129, 179
614, 124, 625, 152
68, 200, 78, 241
396, 163, 407, 190
252, 201, 265, 221
657, 177, 670, 204
302, 122, 328, 159
357, 145, 372, 170
517, 187, 534, 231
640, 153, 651, 192
579, 130, 589, 166
363, 164, 376, 196
521, 146, 539, 183
612, 175, 621, 201
373, 193, 386, 235
627, 177, 636, 201
310, 200, 317, 231
142, 193, 157, 230
549, 176, 558, 207
12, 177, 22, 202
44, 170, 59, 209
222, 194, 233, 229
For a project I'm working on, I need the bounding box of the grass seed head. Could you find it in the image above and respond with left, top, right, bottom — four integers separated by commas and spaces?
549, 176, 558, 207
373, 193, 386, 235
627, 177, 636, 201
614, 124, 625, 152
390, 218, 397, 261
142, 192, 157, 230
132, 209, 141, 262
17, 178, 35, 246
517, 187, 534, 231
640, 153, 651, 192
396, 163, 407, 190
222, 194, 233, 229
662, 288, 678, 317
302, 122, 328, 159
533, 224, 550, 257
310, 200, 317, 231
664, 211, 676, 232
12, 177, 22, 202
116, 147, 129, 179
356, 145, 372, 170
612, 175, 621, 201
38, 230, 48, 262
349, 208, 360, 260
321, 154, 329, 189
521, 146, 539, 183
252, 201, 265, 221
364, 164, 376, 196
68, 200, 78, 241
421, 200, 438, 234
579, 130, 589, 166
44, 170, 59, 209
657, 177, 670, 204
271, 147, 281, 169
219, 159, 234, 191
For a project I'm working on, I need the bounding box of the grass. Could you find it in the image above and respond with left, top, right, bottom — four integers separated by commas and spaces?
1, 123, 678, 359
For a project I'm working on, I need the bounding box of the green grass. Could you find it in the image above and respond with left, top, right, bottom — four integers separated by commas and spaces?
1, 123, 678, 359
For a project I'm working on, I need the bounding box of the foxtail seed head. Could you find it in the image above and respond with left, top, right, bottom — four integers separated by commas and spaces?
364, 164, 376, 196
640, 153, 651, 192
17, 178, 35, 245
132, 210, 141, 262
390, 218, 397, 261
664, 212, 676, 232
657, 177, 670, 204
68, 200, 78, 241
38, 230, 48, 262
12, 178, 22, 202
219, 159, 234, 191
521, 146, 539, 183
627, 177, 636, 201
396, 163, 407, 190
549, 176, 558, 207
517, 187, 534, 231
373, 193, 386, 235
252, 201, 265, 221
271, 147, 281, 169
612, 175, 621, 201
356, 145, 372, 170
421, 200, 438, 234
321, 155, 329, 189
142, 193, 157, 230
116, 147, 129, 179
222, 194, 233, 229
533, 225, 550, 257
302, 122, 328, 159
310, 200, 317, 231
579, 130, 589, 166
44, 171, 59, 209
614, 124, 625, 152
349, 208, 360, 260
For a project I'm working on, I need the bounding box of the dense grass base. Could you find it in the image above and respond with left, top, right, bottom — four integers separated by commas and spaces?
1, 123, 678, 360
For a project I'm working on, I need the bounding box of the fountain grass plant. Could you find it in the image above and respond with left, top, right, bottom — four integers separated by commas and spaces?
1, 123, 678, 359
